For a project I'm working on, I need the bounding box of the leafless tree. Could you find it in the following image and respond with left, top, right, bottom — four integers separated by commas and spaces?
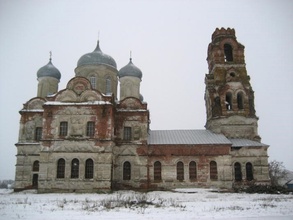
268, 160, 288, 186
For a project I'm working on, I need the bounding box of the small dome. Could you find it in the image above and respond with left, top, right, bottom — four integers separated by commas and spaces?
77, 41, 117, 68
37, 59, 61, 80
119, 58, 142, 79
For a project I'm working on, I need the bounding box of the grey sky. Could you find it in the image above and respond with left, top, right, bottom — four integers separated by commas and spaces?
0, 0, 292, 180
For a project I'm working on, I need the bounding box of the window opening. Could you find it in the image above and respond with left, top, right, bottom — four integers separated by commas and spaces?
71, 158, 79, 179
123, 161, 131, 180
225, 92, 233, 110
57, 158, 65, 178
210, 161, 218, 180
32, 174, 38, 187
124, 127, 132, 141
189, 161, 197, 180
177, 161, 184, 181
32, 160, 39, 172
234, 162, 242, 181
90, 76, 96, 89
154, 161, 162, 181
59, 122, 68, 136
246, 162, 253, 181
86, 121, 95, 137
237, 92, 244, 110
106, 77, 111, 94
35, 127, 42, 141
85, 159, 94, 179
224, 44, 233, 62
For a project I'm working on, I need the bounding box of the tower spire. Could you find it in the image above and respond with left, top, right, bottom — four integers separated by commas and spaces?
49, 51, 52, 62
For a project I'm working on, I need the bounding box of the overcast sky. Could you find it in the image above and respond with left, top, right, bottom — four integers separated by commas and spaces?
0, 0, 292, 180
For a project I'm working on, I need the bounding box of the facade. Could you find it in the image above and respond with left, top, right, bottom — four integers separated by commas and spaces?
14, 28, 270, 192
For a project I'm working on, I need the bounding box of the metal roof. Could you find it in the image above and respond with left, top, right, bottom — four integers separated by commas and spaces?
147, 130, 231, 145
229, 139, 269, 147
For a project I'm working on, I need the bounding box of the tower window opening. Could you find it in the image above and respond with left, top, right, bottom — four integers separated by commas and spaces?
225, 92, 233, 110
237, 92, 244, 110
90, 76, 96, 89
224, 44, 233, 62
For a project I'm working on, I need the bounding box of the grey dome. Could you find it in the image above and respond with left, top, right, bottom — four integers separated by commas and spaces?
37, 59, 61, 80
77, 41, 117, 68
119, 58, 142, 79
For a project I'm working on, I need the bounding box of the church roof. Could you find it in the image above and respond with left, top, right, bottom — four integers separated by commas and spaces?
229, 139, 269, 147
147, 130, 231, 145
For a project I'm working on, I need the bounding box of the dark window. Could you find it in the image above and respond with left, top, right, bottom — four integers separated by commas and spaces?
32, 160, 39, 172
177, 162, 184, 181
124, 127, 132, 141
106, 77, 111, 94
32, 174, 38, 187
237, 92, 244, 110
224, 44, 233, 62
234, 162, 242, 181
71, 159, 79, 179
85, 159, 94, 179
86, 122, 95, 137
57, 159, 65, 178
154, 161, 162, 181
35, 127, 42, 141
246, 162, 254, 181
123, 161, 131, 180
189, 161, 197, 180
226, 92, 233, 110
210, 161, 218, 180
59, 122, 68, 136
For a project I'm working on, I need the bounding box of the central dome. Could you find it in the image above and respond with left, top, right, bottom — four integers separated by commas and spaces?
77, 41, 117, 68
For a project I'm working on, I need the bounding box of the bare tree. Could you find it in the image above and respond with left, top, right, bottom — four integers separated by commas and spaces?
268, 160, 288, 186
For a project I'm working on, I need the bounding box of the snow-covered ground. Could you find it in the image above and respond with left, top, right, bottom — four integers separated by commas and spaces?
0, 188, 292, 220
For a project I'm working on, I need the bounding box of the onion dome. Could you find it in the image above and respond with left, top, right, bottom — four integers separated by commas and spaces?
118, 58, 142, 79
77, 41, 117, 68
37, 58, 61, 80
139, 94, 144, 102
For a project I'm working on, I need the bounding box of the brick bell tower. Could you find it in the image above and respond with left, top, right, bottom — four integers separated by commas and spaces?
205, 28, 261, 141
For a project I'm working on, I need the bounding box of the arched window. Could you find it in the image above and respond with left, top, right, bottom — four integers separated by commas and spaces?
106, 77, 111, 94
85, 159, 94, 179
224, 44, 233, 62
123, 161, 131, 180
226, 92, 233, 110
32, 160, 39, 172
189, 161, 197, 180
237, 92, 244, 110
154, 161, 162, 181
90, 76, 96, 89
210, 161, 218, 180
234, 162, 242, 181
57, 158, 65, 179
246, 162, 253, 181
177, 161, 184, 181
71, 158, 79, 179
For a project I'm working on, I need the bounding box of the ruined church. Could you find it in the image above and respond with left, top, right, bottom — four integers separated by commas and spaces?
15, 28, 270, 192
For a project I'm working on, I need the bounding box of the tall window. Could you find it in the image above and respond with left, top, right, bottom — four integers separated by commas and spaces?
210, 161, 218, 180
106, 77, 111, 94
85, 159, 94, 179
32, 174, 38, 187
154, 161, 162, 181
189, 161, 197, 180
35, 127, 42, 141
123, 161, 131, 180
86, 121, 95, 137
124, 127, 132, 141
234, 162, 242, 181
57, 158, 65, 178
90, 76, 96, 89
246, 162, 253, 181
32, 160, 39, 172
226, 92, 233, 110
224, 43, 233, 62
59, 122, 68, 136
237, 92, 244, 110
71, 158, 79, 179
177, 161, 184, 181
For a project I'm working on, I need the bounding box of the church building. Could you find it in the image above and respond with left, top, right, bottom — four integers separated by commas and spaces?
14, 28, 270, 192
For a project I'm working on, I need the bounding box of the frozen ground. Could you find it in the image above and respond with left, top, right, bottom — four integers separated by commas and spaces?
0, 188, 292, 220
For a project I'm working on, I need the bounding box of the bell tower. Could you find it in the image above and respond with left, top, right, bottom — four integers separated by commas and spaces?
205, 28, 260, 141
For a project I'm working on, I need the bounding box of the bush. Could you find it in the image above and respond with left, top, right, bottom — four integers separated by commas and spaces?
234, 184, 289, 194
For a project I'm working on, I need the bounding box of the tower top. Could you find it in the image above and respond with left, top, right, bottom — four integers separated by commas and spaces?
212, 28, 236, 41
